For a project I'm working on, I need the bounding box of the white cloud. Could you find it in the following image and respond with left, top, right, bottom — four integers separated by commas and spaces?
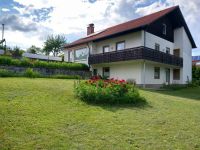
1, 8, 10, 12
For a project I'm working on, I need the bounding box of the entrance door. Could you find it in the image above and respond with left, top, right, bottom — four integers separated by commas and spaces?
166, 68, 170, 84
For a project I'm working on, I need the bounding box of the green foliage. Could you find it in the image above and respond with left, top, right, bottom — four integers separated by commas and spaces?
0, 56, 89, 70
11, 46, 24, 58
192, 66, 200, 86
50, 74, 81, 79
0, 69, 15, 77
26, 45, 42, 54
24, 68, 41, 78
74, 79, 146, 104
161, 84, 187, 90
43, 34, 66, 56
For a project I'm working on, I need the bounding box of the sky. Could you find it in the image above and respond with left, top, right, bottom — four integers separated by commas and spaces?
0, 0, 199, 56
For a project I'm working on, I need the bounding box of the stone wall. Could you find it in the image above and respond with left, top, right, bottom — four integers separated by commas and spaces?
0, 65, 91, 78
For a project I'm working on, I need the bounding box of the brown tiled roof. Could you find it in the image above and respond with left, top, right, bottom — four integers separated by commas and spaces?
64, 6, 180, 48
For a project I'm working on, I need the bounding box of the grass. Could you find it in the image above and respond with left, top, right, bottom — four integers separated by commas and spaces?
0, 78, 200, 149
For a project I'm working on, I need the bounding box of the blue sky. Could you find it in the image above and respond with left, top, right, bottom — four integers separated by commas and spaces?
0, 0, 199, 56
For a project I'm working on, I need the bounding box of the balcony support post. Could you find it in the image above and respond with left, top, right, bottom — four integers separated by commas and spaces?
143, 60, 146, 88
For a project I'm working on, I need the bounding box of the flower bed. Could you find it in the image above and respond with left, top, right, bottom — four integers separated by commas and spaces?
74, 76, 146, 104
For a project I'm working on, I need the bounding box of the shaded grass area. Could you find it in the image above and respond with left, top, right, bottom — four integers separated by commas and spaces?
0, 78, 200, 149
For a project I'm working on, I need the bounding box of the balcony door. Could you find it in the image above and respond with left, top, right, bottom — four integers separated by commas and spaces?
165, 68, 170, 84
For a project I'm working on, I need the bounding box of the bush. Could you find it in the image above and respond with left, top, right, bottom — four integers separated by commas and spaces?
74, 78, 146, 104
50, 74, 81, 79
0, 69, 14, 77
24, 68, 41, 78
161, 84, 187, 90
0, 56, 89, 71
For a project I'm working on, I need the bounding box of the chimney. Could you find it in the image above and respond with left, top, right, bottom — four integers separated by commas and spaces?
87, 23, 94, 35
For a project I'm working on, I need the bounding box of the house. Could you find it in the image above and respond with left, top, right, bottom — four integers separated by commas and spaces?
192, 56, 200, 66
64, 6, 196, 88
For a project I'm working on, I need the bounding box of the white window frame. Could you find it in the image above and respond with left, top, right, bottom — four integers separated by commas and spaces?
163, 23, 167, 35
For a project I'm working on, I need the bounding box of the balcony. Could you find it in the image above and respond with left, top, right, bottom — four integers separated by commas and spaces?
88, 46, 183, 67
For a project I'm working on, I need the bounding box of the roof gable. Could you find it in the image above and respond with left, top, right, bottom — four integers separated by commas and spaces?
65, 6, 196, 48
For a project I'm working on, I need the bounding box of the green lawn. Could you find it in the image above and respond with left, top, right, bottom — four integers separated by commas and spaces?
0, 78, 200, 149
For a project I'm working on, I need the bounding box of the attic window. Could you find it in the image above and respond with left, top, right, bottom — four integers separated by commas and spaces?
163, 23, 167, 35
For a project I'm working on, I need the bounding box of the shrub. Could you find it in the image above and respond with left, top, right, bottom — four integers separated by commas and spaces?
50, 74, 81, 79
161, 84, 187, 90
0, 56, 89, 71
74, 78, 146, 104
0, 69, 14, 77
24, 68, 41, 78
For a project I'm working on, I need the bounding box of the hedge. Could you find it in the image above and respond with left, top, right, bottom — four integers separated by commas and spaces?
0, 56, 89, 71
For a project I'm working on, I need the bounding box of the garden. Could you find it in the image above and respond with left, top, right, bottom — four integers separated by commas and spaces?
74, 76, 146, 104
0, 78, 200, 149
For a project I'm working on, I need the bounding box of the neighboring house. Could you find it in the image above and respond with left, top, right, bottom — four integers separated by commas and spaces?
64, 6, 196, 87
192, 56, 200, 66
23, 53, 62, 62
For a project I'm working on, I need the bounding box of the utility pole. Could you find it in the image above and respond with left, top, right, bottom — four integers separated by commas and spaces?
2, 24, 5, 47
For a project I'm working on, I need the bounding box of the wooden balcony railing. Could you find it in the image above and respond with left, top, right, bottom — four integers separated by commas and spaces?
88, 46, 183, 67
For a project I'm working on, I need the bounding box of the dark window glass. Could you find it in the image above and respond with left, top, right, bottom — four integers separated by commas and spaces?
116, 41, 125, 51
173, 69, 180, 80
154, 67, 160, 79
103, 67, 110, 78
173, 49, 180, 57
93, 69, 97, 76
103, 46, 110, 53
155, 43, 160, 51
166, 47, 170, 54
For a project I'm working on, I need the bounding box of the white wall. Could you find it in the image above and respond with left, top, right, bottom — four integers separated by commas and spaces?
92, 31, 143, 54
174, 27, 192, 83
145, 32, 174, 54
92, 61, 143, 84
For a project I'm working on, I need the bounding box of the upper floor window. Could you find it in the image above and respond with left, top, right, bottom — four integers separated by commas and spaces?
163, 23, 167, 35
155, 43, 160, 51
116, 41, 125, 51
173, 49, 180, 57
103, 45, 110, 53
74, 48, 88, 61
166, 47, 170, 54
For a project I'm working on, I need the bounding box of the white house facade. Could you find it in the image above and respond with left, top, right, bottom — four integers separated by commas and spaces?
64, 6, 196, 87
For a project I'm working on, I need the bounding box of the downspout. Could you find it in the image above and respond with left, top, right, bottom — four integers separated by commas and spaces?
143, 30, 146, 88
86, 42, 91, 69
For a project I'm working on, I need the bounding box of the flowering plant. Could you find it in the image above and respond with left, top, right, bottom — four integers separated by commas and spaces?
74, 77, 145, 104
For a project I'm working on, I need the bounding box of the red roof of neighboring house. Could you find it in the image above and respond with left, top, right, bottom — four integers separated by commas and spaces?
65, 6, 196, 48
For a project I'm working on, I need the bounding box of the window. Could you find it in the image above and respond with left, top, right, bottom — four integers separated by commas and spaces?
173, 69, 180, 80
68, 50, 73, 62
103, 45, 110, 53
166, 47, 170, 54
154, 67, 160, 79
93, 69, 97, 76
173, 49, 180, 57
155, 43, 160, 51
74, 48, 88, 61
163, 23, 167, 35
116, 41, 125, 51
103, 67, 110, 78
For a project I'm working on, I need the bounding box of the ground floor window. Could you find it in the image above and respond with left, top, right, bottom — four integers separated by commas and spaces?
173, 69, 180, 80
103, 67, 110, 78
93, 69, 97, 76
154, 67, 160, 79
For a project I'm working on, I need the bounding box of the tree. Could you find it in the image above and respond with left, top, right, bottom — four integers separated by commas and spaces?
12, 46, 24, 58
27, 45, 42, 54
43, 35, 66, 56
